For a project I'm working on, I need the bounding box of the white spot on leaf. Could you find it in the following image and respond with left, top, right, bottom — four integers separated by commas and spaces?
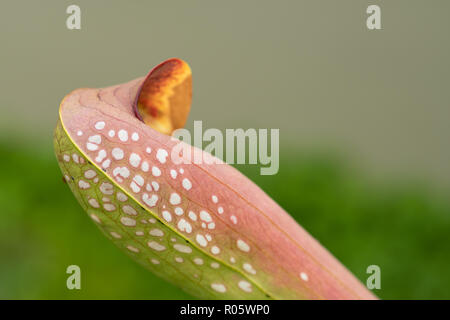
149, 228, 164, 237
84, 170, 96, 179
200, 210, 212, 222
151, 181, 159, 191
86, 143, 98, 151
141, 161, 149, 172
120, 216, 136, 227
129, 153, 141, 167
177, 219, 192, 233
88, 135, 102, 144
122, 205, 137, 216
110, 231, 121, 239
211, 246, 220, 255
182, 178, 192, 190
238, 280, 252, 292
126, 245, 139, 253
243, 263, 256, 275
196, 234, 207, 247
173, 244, 192, 254
90, 214, 101, 224
116, 192, 127, 202
95, 150, 107, 163
300, 272, 309, 281
188, 211, 197, 221
118, 129, 128, 142
88, 198, 99, 208
211, 283, 226, 293
142, 193, 158, 207
152, 166, 161, 177
112, 148, 124, 160
78, 180, 90, 189
156, 148, 168, 164
103, 203, 116, 212
148, 241, 166, 251
237, 239, 250, 252
162, 210, 172, 222
94, 121, 105, 130
169, 193, 181, 205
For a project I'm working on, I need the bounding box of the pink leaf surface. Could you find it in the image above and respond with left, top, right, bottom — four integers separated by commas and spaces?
54, 59, 376, 300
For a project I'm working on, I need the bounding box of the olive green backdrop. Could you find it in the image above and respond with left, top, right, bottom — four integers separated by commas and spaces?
0, 1, 449, 299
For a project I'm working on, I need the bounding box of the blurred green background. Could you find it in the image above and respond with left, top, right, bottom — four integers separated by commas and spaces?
0, 1, 449, 299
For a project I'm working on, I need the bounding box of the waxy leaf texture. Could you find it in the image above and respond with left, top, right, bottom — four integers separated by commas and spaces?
54, 59, 376, 300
